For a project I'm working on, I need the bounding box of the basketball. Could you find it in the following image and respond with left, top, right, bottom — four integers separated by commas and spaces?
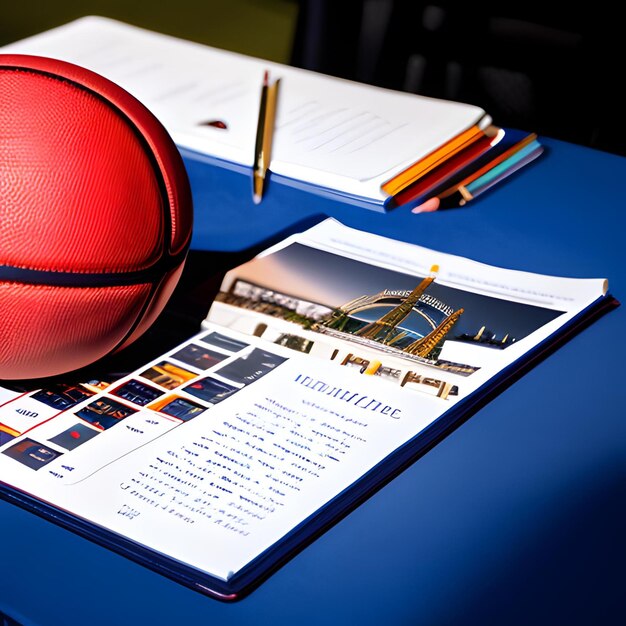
0, 54, 193, 380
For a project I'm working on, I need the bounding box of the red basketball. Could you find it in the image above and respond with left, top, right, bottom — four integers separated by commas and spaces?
0, 54, 193, 379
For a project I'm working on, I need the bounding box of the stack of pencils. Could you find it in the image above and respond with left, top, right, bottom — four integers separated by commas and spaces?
380, 124, 543, 212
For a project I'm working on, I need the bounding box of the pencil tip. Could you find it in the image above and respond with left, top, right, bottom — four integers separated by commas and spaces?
411, 196, 440, 214
253, 193, 262, 205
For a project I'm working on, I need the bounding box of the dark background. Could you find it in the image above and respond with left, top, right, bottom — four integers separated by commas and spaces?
290, 1, 626, 157
0, 1, 298, 66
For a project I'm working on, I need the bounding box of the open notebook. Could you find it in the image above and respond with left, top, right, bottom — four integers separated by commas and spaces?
0, 219, 615, 600
0, 15, 493, 211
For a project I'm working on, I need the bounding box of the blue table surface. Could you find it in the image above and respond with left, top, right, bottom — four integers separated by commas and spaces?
1, 136, 625, 626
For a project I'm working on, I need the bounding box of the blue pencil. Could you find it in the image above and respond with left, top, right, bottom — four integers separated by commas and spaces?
420, 139, 544, 211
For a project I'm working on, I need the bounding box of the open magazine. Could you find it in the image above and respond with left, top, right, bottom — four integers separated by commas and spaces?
0, 219, 615, 600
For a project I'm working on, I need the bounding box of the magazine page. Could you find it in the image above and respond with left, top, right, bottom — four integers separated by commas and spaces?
0, 324, 444, 582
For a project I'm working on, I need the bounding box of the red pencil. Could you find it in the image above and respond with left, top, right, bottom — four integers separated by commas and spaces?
393, 126, 504, 208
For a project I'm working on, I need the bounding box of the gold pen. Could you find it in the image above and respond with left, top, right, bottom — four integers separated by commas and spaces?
253, 70, 280, 204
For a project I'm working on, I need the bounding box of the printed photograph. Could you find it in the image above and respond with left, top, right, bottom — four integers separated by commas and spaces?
75, 398, 137, 430
111, 379, 164, 406
400, 371, 459, 400
140, 361, 197, 390
148, 395, 207, 421
214, 348, 287, 385
200, 331, 249, 353
215, 243, 565, 375
30, 382, 96, 410
182, 377, 239, 404
2, 438, 61, 470
49, 422, 100, 450
170, 343, 230, 370
273, 333, 314, 353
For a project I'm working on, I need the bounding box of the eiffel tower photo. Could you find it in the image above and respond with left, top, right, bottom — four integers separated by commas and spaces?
354, 276, 435, 343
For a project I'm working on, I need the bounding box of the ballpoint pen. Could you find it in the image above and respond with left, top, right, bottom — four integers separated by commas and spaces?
252, 70, 280, 204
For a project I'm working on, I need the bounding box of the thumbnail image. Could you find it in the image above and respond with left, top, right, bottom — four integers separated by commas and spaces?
30, 383, 96, 410
341, 353, 379, 375
400, 371, 459, 400
200, 331, 249, 353
49, 423, 101, 450
183, 377, 239, 404
111, 379, 164, 406
75, 398, 137, 430
214, 348, 287, 385
273, 333, 314, 353
2, 438, 61, 470
149, 395, 207, 421
140, 361, 197, 390
170, 343, 229, 370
